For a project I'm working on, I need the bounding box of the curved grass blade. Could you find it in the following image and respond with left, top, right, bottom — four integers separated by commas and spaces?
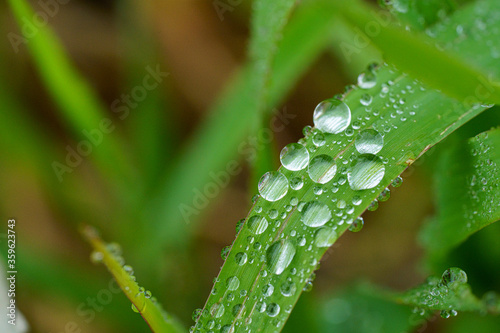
7, 0, 133, 187
192, 1, 500, 330
82, 226, 186, 333
334, 0, 500, 105
145, 0, 338, 251
420, 127, 500, 266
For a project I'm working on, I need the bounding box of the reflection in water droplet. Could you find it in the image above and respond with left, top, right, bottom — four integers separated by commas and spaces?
441, 267, 467, 288
235, 252, 248, 266
348, 154, 385, 190
280, 281, 297, 297
247, 215, 269, 235
210, 303, 225, 318
258, 171, 289, 201
348, 217, 364, 232
266, 240, 296, 275
289, 177, 304, 190
315, 228, 338, 247
313, 99, 351, 134
301, 201, 332, 227
355, 129, 384, 154
308, 154, 337, 184
280, 143, 310, 171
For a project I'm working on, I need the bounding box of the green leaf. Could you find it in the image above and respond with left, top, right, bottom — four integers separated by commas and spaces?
82, 226, 186, 333
394, 267, 499, 316
334, 0, 500, 105
192, 1, 500, 330
144, 0, 338, 251
420, 127, 500, 265
7, 0, 133, 187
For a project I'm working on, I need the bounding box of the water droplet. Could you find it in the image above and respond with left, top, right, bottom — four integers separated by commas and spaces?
280, 281, 297, 297
348, 154, 385, 190
289, 177, 304, 190
360, 93, 373, 106
266, 303, 280, 317
262, 284, 274, 297
391, 176, 403, 188
90, 251, 104, 264
355, 129, 384, 154
301, 201, 332, 227
227, 276, 240, 291
258, 171, 288, 202
247, 215, 269, 235
441, 267, 467, 288
315, 228, 338, 247
352, 196, 362, 206
308, 154, 337, 184
348, 217, 364, 232
368, 199, 379, 211
235, 252, 248, 266
221, 324, 234, 333
312, 132, 326, 147
378, 188, 390, 202
210, 303, 225, 318
358, 71, 377, 89
221, 246, 231, 260
131, 304, 139, 313
313, 99, 351, 134
192, 308, 202, 322
280, 143, 310, 171
236, 219, 245, 233
266, 240, 296, 275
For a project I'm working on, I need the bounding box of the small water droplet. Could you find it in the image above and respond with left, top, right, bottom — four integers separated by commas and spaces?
221, 246, 231, 260
289, 177, 304, 190
90, 251, 104, 264
301, 201, 332, 227
355, 129, 384, 154
313, 99, 351, 134
441, 267, 467, 288
266, 303, 280, 317
258, 171, 289, 201
391, 176, 403, 188
266, 240, 296, 275
280, 143, 310, 171
308, 154, 337, 184
348, 154, 385, 190
358, 71, 377, 89
235, 252, 248, 266
210, 303, 225, 318
131, 304, 139, 313
262, 284, 274, 297
348, 217, 364, 232
280, 281, 297, 297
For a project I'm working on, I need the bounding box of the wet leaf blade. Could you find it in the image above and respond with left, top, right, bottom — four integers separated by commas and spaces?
82, 226, 186, 333
420, 127, 500, 264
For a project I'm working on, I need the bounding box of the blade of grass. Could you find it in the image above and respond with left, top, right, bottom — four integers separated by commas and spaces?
333, 0, 500, 105
145, 0, 339, 254
192, 1, 500, 330
82, 226, 186, 333
420, 127, 500, 267
7, 0, 133, 189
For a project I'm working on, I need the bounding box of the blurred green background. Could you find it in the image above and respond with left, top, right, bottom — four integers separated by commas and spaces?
0, 0, 498, 332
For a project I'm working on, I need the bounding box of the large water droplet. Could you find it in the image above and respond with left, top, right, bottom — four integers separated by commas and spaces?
280, 143, 310, 171
315, 228, 338, 247
301, 201, 332, 227
348, 154, 385, 190
355, 129, 384, 154
247, 215, 269, 235
210, 303, 225, 318
308, 155, 337, 184
441, 267, 467, 289
313, 99, 351, 134
235, 252, 248, 266
266, 240, 296, 275
280, 281, 297, 297
266, 303, 280, 317
258, 171, 288, 202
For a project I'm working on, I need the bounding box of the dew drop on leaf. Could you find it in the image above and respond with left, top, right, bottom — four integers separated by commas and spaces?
355, 129, 384, 154
266, 303, 280, 317
315, 227, 338, 247
301, 201, 332, 227
235, 252, 248, 266
290, 177, 304, 190
226, 276, 240, 291
441, 267, 467, 288
280, 143, 310, 171
358, 71, 377, 89
210, 303, 225, 318
313, 99, 351, 134
308, 154, 337, 184
266, 240, 296, 275
348, 154, 385, 190
247, 215, 269, 235
258, 171, 288, 201
262, 283, 274, 297
280, 281, 297, 297
348, 217, 364, 233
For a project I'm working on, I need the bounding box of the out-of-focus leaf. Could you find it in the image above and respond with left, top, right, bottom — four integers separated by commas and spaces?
420, 128, 500, 266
